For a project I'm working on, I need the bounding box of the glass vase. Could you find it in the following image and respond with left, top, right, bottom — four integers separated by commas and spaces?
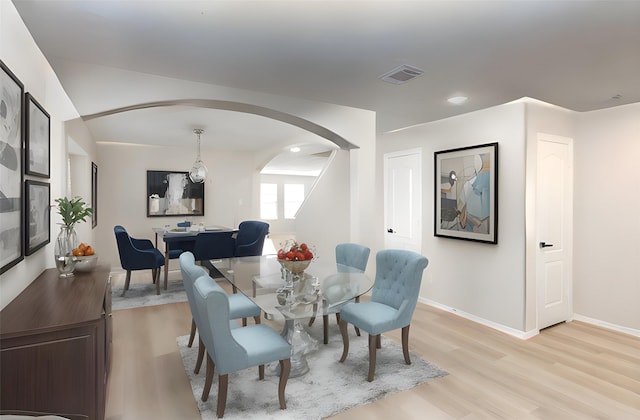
54, 225, 78, 277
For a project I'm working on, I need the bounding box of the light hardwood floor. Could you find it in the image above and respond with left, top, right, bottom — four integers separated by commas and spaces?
106, 272, 640, 420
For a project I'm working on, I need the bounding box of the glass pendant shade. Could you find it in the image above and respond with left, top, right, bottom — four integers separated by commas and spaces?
189, 159, 208, 183
189, 128, 208, 183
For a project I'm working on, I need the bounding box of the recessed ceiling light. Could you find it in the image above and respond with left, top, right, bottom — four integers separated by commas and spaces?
290, 147, 301, 153
448, 96, 468, 105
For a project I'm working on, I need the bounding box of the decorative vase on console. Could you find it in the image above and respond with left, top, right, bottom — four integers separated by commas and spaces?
53, 196, 93, 277
54, 225, 78, 277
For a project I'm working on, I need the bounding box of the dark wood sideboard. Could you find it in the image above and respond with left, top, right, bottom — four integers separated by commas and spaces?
0, 265, 112, 420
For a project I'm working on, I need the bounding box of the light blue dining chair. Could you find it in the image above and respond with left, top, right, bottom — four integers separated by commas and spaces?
308, 243, 371, 344
179, 252, 262, 374
338, 249, 429, 381
193, 275, 291, 418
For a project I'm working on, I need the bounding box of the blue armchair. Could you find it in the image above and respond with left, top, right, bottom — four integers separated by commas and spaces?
192, 230, 236, 265
180, 252, 262, 374
113, 225, 165, 296
309, 243, 371, 344
338, 249, 429, 381
193, 275, 291, 418
234, 221, 269, 257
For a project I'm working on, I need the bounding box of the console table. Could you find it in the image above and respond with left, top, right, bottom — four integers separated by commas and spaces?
0, 265, 112, 420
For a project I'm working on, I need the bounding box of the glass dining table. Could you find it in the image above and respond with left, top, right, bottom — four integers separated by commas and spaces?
210, 255, 373, 377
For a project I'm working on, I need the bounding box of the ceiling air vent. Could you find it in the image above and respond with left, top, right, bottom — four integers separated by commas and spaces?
379, 65, 424, 85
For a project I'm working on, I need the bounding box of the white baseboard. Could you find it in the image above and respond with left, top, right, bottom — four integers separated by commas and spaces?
420, 298, 538, 340
572, 314, 640, 338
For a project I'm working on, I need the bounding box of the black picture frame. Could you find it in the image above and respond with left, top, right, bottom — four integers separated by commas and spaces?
434, 142, 498, 244
146, 170, 205, 217
25, 92, 50, 178
0, 59, 24, 273
91, 162, 98, 228
25, 180, 50, 255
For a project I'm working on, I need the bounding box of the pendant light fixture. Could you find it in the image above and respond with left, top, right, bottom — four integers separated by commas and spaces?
189, 128, 208, 183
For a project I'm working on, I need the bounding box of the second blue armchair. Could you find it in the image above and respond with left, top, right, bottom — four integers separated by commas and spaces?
234, 221, 269, 257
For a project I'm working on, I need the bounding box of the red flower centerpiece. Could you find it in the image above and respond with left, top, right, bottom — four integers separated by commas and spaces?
277, 240, 314, 274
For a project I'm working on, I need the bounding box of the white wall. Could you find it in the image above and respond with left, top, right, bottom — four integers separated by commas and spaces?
573, 102, 640, 331
379, 102, 528, 331
295, 150, 352, 266
0, 2, 85, 309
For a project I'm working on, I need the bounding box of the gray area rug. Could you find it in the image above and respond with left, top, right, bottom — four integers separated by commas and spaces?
111, 278, 188, 311
177, 324, 448, 419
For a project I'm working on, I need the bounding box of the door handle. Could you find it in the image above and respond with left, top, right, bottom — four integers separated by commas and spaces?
539, 242, 554, 248
387, 228, 395, 233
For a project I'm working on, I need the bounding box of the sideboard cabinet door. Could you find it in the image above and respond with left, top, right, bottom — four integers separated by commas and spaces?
0, 266, 111, 420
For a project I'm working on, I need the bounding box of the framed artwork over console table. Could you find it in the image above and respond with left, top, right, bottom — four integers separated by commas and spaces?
146, 170, 205, 217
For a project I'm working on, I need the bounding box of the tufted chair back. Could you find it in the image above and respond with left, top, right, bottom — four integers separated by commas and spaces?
336, 243, 370, 273
179, 252, 208, 321
371, 249, 429, 327
193, 276, 248, 375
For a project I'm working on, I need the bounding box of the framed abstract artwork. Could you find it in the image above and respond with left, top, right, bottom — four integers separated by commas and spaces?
434, 142, 498, 244
146, 170, 205, 217
1, 60, 24, 273
25, 92, 50, 178
25, 180, 50, 255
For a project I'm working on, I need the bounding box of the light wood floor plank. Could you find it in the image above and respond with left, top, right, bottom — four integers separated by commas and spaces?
105, 271, 640, 419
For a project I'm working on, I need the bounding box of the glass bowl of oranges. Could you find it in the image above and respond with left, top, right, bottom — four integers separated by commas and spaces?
73, 242, 98, 272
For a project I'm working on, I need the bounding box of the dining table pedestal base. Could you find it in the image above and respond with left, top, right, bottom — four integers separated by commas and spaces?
269, 318, 318, 378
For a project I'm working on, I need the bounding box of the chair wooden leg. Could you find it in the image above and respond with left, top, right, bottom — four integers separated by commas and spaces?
338, 319, 349, 362
121, 271, 132, 297
376, 334, 381, 349
353, 297, 362, 336
151, 268, 157, 284
368, 334, 378, 382
155, 269, 161, 295
195, 336, 205, 374
253, 314, 261, 324
216, 374, 229, 418
188, 318, 196, 347
259, 364, 265, 380
164, 265, 168, 291
242, 317, 247, 327
402, 325, 411, 364
278, 358, 291, 410
201, 353, 215, 402
323, 315, 329, 344
308, 303, 318, 326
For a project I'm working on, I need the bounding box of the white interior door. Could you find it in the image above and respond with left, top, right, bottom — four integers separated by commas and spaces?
537, 134, 573, 330
384, 149, 422, 252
